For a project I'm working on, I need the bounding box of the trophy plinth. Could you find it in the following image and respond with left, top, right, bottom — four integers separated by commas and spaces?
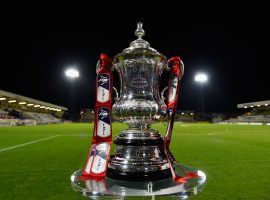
71, 164, 206, 199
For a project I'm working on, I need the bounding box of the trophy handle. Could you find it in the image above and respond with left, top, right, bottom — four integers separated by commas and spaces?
161, 86, 168, 101
113, 87, 119, 101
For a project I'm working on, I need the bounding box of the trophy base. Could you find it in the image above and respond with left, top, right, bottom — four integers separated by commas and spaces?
106, 167, 172, 181
71, 164, 206, 199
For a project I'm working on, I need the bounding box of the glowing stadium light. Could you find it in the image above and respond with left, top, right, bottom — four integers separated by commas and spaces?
27, 103, 34, 106
0, 97, 6, 100
265, 104, 268, 106
244, 106, 248, 108
34, 105, 40, 107
257, 105, 261, 107
19, 102, 26, 105
8, 100, 16, 103
190, 112, 194, 115
40, 106, 45, 108
45, 107, 50, 110
181, 112, 184, 115
65, 68, 79, 79
194, 73, 208, 83
250, 106, 254, 108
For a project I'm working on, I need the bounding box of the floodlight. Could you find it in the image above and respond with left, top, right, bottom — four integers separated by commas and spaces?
34, 105, 40, 107
194, 73, 208, 83
19, 102, 26, 105
8, 100, 16, 103
0, 97, 6, 101
65, 68, 79, 79
27, 104, 34, 106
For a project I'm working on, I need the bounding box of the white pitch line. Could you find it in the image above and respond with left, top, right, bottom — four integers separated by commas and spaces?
178, 130, 229, 136
60, 135, 89, 137
207, 130, 229, 135
0, 135, 59, 153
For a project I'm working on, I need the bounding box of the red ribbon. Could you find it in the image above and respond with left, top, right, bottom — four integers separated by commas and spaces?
81, 53, 113, 180
165, 57, 199, 182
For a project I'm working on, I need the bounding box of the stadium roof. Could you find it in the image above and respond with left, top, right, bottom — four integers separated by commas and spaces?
237, 100, 270, 108
0, 89, 67, 111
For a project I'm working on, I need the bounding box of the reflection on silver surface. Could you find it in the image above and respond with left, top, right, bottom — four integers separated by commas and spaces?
71, 163, 206, 199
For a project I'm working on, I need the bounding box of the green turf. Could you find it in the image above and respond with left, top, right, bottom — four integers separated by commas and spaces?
0, 123, 270, 200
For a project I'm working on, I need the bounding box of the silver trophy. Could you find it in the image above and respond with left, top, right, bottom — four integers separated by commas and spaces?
107, 22, 172, 180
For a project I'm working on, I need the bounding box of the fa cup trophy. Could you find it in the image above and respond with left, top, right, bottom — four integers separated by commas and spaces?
71, 23, 206, 198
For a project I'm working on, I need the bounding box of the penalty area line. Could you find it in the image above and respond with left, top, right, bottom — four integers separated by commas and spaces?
0, 135, 59, 153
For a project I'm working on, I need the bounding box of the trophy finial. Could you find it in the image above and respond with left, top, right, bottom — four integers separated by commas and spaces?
127, 22, 150, 49
135, 22, 145, 39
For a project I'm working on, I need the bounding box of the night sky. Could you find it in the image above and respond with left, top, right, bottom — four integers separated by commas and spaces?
2, 3, 270, 113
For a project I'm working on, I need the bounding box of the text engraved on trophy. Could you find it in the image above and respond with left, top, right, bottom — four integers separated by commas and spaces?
130, 76, 148, 89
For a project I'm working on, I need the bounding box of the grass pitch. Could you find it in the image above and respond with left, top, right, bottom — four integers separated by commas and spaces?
0, 123, 270, 200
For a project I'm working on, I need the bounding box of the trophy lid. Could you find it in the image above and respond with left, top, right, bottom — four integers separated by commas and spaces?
128, 22, 150, 49
123, 22, 158, 53
113, 22, 167, 68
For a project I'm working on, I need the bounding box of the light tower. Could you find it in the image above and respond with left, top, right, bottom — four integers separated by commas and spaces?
65, 67, 79, 121
194, 73, 208, 119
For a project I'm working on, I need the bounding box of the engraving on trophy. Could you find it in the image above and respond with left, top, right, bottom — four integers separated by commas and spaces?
130, 76, 148, 89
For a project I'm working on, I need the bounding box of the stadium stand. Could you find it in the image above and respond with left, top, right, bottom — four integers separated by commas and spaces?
23, 112, 61, 124
175, 111, 195, 122
222, 100, 270, 125
0, 89, 67, 126
80, 109, 94, 122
